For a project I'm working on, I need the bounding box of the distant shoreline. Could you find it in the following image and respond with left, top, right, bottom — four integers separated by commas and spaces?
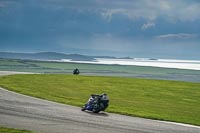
1, 58, 200, 82
47, 58, 200, 70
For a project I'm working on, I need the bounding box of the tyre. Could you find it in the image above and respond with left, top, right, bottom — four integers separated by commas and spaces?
92, 104, 101, 113
93, 110, 100, 113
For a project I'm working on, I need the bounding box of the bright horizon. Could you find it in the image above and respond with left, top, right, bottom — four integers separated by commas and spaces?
50, 58, 200, 70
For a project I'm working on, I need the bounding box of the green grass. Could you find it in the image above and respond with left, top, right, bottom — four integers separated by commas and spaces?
0, 74, 200, 126
0, 127, 34, 133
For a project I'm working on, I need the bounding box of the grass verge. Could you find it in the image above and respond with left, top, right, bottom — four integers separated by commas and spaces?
0, 74, 199, 126
0, 127, 34, 133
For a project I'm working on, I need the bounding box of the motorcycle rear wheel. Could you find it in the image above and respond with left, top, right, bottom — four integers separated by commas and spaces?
92, 104, 101, 113
93, 110, 100, 113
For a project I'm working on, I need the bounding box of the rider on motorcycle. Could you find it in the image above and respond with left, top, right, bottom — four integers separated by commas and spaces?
82, 93, 109, 112
99, 93, 109, 110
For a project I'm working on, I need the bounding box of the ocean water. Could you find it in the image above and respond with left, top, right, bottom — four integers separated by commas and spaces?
59, 58, 200, 70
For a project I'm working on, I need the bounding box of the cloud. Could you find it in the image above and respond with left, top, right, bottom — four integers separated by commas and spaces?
3, 0, 200, 23
95, 0, 200, 22
155, 33, 198, 39
101, 9, 125, 22
141, 22, 155, 30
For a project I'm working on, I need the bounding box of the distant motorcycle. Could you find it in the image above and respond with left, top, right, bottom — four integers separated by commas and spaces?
81, 94, 109, 113
73, 68, 80, 75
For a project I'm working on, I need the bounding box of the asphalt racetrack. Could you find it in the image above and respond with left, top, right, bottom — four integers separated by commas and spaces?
0, 71, 200, 133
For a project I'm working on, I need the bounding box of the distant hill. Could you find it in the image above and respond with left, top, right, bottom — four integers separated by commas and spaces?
0, 52, 133, 61
0, 52, 94, 61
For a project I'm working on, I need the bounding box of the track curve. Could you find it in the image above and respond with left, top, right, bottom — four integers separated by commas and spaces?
0, 71, 200, 133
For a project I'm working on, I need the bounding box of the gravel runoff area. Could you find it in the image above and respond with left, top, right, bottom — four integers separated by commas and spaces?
0, 71, 200, 133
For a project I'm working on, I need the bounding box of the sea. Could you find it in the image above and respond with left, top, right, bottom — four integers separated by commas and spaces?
57, 58, 200, 70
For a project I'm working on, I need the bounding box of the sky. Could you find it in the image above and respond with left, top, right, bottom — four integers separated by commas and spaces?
0, 0, 200, 59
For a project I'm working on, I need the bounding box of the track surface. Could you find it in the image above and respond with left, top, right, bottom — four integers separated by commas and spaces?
0, 71, 200, 133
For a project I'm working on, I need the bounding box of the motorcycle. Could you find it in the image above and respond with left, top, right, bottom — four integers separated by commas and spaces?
81, 95, 108, 113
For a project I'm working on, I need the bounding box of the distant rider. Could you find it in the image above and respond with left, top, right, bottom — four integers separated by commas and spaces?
73, 68, 80, 75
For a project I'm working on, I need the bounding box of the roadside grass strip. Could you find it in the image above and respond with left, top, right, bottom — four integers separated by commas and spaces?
0, 127, 34, 133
